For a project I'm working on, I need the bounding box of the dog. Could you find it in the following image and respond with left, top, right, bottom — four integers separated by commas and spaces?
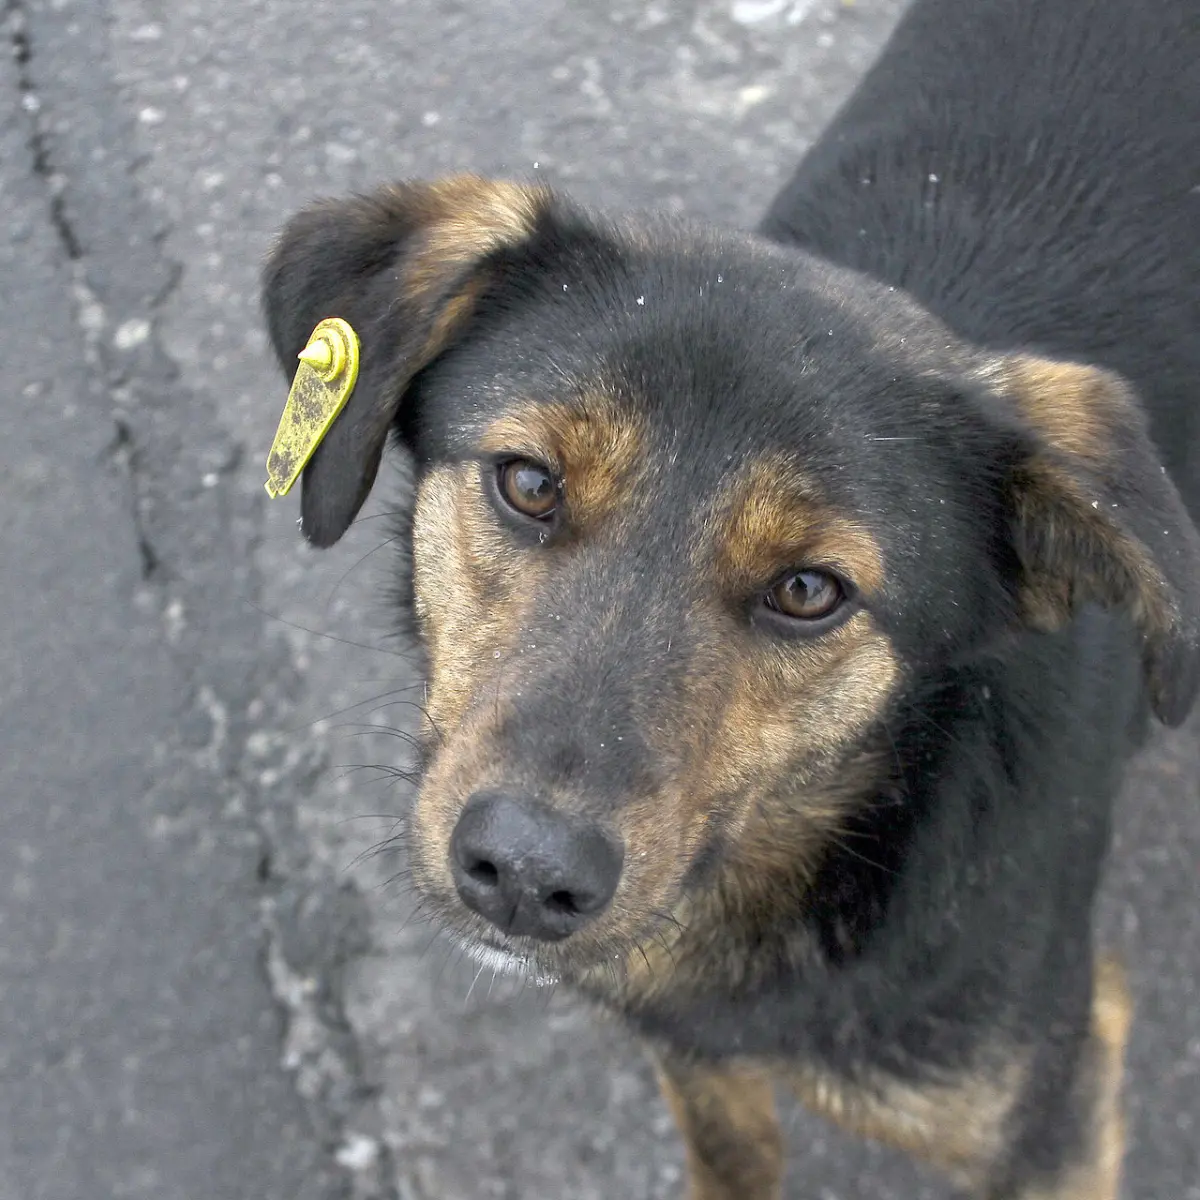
260, 0, 1200, 1194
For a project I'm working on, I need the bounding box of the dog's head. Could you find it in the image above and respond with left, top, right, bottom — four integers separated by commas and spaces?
263, 176, 1200, 982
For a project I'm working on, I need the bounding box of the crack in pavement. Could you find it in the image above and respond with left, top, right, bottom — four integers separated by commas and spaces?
105, 416, 162, 579
3, 3, 395, 1194
5, 0, 81, 259
5, 0, 161, 583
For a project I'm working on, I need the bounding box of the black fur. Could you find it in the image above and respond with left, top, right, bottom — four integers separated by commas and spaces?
760, 0, 1200, 513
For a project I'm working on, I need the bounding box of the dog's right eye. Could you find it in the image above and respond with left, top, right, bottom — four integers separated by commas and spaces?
756, 567, 854, 636
766, 569, 844, 620
497, 458, 558, 521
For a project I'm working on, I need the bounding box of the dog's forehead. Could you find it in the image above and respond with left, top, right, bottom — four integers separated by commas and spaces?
565, 254, 955, 466
448, 227, 950, 454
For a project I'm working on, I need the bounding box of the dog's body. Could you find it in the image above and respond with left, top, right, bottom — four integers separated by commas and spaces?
262, 1, 1200, 1196
763, 0, 1200, 517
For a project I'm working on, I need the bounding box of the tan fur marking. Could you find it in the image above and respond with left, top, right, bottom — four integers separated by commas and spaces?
995, 354, 1175, 637
722, 736, 890, 894
1000, 356, 1137, 467
599, 743, 890, 1009
714, 455, 886, 596
406, 175, 547, 299
411, 462, 540, 732
1014, 458, 1172, 639
1092, 955, 1133, 1050
646, 960, 1129, 1200
480, 398, 646, 529
1021, 956, 1132, 1200
1085, 956, 1133, 1200
408, 460, 559, 894
720, 617, 897, 776
419, 276, 484, 364
788, 1055, 1028, 1193
656, 1058, 783, 1200
629, 618, 895, 955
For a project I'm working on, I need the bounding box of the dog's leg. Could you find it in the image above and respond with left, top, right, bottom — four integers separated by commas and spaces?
777, 956, 1131, 1200
655, 1055, 784, 1200
1009, 956, 1132, 1200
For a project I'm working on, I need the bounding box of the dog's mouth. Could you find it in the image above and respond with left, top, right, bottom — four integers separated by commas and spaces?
454, 933, 563, 987
422, 873, 695, 993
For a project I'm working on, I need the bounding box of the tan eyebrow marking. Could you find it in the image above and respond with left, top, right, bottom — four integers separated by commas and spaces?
480, 395, 647, 528
713, 454, 885, 595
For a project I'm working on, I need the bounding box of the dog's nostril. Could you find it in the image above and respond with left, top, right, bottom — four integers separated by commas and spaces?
545, 889, 579, 916
465, 858, 499, 887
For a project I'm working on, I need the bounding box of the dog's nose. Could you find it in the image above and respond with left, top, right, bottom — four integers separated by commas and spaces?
449, 791, 623, 941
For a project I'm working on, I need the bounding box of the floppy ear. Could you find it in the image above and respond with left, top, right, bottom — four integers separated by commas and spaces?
992, 355, 1200, 726
261, 176, 550, 547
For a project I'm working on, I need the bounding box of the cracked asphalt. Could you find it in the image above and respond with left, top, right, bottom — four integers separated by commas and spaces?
1, 1, 1196, 1197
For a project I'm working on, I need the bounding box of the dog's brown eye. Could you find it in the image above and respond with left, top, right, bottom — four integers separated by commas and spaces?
764, 570, 845, 622
498, 459, 558, 520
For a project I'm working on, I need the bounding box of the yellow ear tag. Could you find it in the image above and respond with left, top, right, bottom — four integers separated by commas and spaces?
264, 317, 361, 498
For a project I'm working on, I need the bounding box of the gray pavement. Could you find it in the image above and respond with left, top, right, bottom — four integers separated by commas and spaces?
1, 1, 1196, 1197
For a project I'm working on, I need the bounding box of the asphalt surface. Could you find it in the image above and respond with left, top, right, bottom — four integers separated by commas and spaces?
1, 1, 1196, 1198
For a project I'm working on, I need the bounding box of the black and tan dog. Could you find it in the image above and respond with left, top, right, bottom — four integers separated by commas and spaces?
261, 0, 1200, 1195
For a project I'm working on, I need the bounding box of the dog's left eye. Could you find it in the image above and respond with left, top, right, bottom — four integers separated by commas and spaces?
497, 458, 559, 520
762, 569, 847, 624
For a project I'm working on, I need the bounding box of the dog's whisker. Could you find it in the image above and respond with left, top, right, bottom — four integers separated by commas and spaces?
322, 534, 407, 618
464, 960, 488, 1004
336, 764, 420, 789
288, 684, 431, 735
344, 832, 409, 873
335, 720, 424, 742
241, 596, 414, 660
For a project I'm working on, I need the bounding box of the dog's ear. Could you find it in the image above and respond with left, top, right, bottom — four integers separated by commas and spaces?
991, 355, 1200, 725
261, 176, 550, 547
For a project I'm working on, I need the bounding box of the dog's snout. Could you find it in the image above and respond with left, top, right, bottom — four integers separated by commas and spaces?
449, 790, 624, 941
